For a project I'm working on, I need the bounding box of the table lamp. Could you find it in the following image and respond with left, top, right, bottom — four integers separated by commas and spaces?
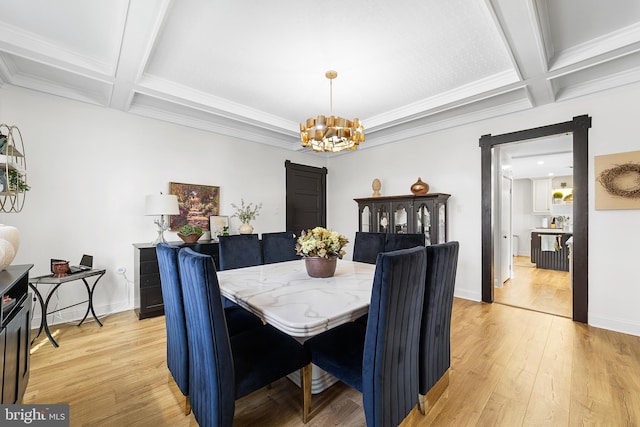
145, 193, 179, 245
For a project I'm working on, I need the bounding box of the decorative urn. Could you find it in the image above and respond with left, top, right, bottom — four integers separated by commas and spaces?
0, 224, 19, 271
410, 177, 430, 196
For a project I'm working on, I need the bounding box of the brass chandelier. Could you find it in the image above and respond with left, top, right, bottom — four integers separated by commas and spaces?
300, 71, 364, 153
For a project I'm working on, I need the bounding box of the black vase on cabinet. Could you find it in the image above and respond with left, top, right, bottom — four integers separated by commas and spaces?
354, 193, 450, 245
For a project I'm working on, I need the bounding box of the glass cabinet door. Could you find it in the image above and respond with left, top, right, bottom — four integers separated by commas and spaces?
391, 201, 411, 234
360, 204, 372, 232
375, 203, 390, 233
437, 203, 446, 243
415, 202, 432, 245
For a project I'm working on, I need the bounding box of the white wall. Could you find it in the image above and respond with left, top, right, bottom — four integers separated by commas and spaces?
0, 85, 324, 326
328, 81, 640, 336
2, 78, 640, 337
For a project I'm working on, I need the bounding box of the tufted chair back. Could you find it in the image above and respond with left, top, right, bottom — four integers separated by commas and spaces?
218, 234, 262, 270
261, 231, 300, 264
418, 241, 460, 414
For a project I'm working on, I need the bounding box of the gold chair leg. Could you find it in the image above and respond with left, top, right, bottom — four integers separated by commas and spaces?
184, 395, 191, 416
301, 363, 312, 423
418, 369, 449, 415
167, 372, 191, 416
418, 393, 427, 415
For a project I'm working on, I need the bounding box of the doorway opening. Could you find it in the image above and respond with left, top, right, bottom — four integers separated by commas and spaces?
492, 138, 573, 318
479, 115, 591, 323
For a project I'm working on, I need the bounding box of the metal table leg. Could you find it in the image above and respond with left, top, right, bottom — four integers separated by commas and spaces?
28, 283, 45, 345
77, 271, 105, 327
43, 283, 63, 348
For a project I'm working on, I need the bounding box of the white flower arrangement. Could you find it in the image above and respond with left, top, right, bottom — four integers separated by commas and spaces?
231, 199, 262, 224
295, 227, 348, 259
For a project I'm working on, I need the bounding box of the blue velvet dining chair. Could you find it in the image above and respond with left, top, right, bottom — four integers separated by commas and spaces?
384, 232, 425, 251
218, 234, 262, 270
304, 246, 427, 426
178, 248, 312, 427
155, 243, 263, 415
261, 231, 300, 264
418, 241, 460, 415
352, 231, 387, 264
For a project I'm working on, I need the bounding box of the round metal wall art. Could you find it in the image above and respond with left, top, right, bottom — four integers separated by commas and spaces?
597, 162, 640, 199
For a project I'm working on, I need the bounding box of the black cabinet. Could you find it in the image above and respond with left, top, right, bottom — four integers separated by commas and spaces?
133, 240, 219, 320
0, 264, 33, 404
355, 194, 450, 245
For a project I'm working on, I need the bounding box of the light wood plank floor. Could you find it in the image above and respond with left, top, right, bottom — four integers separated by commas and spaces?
25, 299, 640, 426
494, 256, 572, 318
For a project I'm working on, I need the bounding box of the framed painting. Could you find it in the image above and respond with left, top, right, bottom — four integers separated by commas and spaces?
209, 215, 229, 240
595, 150, 640, 210
169, 182, 220, 230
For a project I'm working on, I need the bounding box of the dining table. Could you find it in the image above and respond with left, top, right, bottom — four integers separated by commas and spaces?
216, 258, 377, 393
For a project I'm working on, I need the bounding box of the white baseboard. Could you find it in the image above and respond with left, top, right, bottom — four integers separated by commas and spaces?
454, 289, 481, 302
588, 313, 640, 337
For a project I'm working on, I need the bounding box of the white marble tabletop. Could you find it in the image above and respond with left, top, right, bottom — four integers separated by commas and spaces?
216, 259, 377, 338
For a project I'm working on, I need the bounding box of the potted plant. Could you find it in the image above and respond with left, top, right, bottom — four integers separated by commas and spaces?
552, 191, 563, 203
231, 199, 262, 234
7, 169, 30, 192
296, 227, 349, 278
178, 224, 203, 244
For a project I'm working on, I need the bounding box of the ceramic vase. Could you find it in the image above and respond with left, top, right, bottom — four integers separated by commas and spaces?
410, 177, 430, 196
304, 256, 337, 278
239, 223, 254, 234
0, 224, 19, 271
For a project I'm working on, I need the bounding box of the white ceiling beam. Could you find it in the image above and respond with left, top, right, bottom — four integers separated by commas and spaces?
110, 0, 173, 111
487, 0, 555, 106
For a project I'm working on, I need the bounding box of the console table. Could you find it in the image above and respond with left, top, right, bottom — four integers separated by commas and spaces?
133, 240, 220, 319
29, 269, 106, 348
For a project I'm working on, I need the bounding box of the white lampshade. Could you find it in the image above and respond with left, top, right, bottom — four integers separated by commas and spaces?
145, 194, 179, 216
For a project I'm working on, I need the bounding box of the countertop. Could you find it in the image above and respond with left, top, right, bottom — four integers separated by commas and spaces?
530, 228, 573, 234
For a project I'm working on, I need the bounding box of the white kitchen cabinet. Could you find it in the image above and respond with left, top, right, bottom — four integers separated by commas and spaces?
532, 178, 552, 214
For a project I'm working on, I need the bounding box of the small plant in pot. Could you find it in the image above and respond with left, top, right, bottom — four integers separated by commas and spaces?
231, 199, 262, 234
178, 225, 203, 244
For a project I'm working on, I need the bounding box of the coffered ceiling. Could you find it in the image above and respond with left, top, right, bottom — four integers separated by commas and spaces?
1, 0, 640, 152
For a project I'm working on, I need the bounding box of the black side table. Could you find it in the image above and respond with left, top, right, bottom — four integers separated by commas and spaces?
29, 269, 106, 347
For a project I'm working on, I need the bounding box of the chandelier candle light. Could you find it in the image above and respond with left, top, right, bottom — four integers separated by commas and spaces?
300, 71, 365, 153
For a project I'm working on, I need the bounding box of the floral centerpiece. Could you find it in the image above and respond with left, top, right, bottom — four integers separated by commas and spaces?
231, 199, 262, 234
296, 227, 349, 278
296, 227, 348, 258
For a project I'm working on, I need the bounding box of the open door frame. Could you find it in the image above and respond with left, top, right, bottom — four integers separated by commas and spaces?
479, 115, 592, 323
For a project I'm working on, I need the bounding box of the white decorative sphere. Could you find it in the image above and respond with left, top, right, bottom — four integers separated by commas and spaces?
0, 224, 19, 270
0, 239, 16, 271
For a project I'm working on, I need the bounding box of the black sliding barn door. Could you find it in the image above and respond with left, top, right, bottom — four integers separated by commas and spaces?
285, 161, 327, 235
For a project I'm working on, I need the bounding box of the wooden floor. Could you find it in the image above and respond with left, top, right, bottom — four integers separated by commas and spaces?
24, 299, 640, 426
494, 256, 572, 318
